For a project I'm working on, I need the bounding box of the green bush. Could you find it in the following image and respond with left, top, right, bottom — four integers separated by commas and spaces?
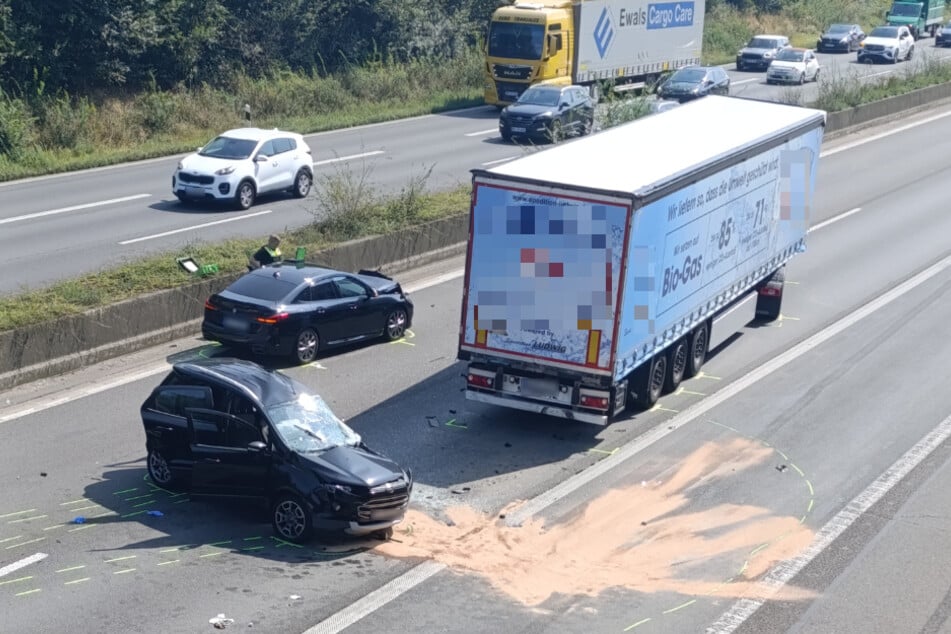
0, 92, 34, 159
36, 93, 96, 150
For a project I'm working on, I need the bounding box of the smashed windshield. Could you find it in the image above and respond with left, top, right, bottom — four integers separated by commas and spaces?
488, 22, 545, 60
199, 136, 258, 160
870, 26, 900, 38
268, 393, 361, 453
775, 49, 806, 62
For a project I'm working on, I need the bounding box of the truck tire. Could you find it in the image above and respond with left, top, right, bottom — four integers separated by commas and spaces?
685, 323, 708, 379
664, 338, 688, 393
633, 354, 667, 410
755, 267, 785, 322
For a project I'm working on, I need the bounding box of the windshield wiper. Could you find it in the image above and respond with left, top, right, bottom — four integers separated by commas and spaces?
293, 424, 327, 442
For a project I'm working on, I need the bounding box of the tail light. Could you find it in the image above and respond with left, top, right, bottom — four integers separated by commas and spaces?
758, 285, 782, 297
256, 312, 290, 324
204, 299, 217, 311
578, 388, 610, 410
466, 367, 496, 389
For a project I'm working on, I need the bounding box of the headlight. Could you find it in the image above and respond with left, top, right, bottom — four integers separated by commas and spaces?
840, 37, 849, 42
215, 165, 236, 176
533, 111, 553, 120
332, 484, 352, 494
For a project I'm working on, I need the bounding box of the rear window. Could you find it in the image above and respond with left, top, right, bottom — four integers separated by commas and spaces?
226, 275, 298, 302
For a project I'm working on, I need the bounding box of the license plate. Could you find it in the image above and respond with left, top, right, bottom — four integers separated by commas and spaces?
519, 377, 558, 398
222, 316, 249, 332
512, 126, 526, 133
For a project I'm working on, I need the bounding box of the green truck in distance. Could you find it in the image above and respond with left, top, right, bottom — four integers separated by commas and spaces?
885, 0, 945, 39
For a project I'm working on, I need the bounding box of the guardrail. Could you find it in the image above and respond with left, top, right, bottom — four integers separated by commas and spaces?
3, 83, 951, 391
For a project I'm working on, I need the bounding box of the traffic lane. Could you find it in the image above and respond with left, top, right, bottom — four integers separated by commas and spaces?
315, 229, 951, 634
734, 434, 951, 633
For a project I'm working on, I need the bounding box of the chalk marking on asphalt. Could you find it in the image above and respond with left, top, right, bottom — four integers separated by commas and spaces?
464, 128, 499, 137
0, 194, 151, 226
157, 560, 179, 566
104, 555, 137, 563
120, 511, 147, 519
625, 617, 653, 631
118, 209, 273, 245
0, 553, 47, 579
314, 150, 384, 166
113, 568, 136, 575
114, 488, 137, 495
0, 535, 23, 544
708, 410, 951, 632
68, 524, 95, 532
199, 551, 224, 558
7, 515, 47, 524
64, 577, 90, 585
0, 575, 32, 586
60, 499, 91, 506
69, 505, 101, 512
809, 207, 861, 233
664, 599, 697, 614
123, 493, 153, 501
15, 588, 41, 596
301, 561, 446, 634
56, 565, 85, 573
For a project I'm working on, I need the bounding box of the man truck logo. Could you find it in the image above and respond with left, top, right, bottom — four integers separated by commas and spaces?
593, 7, 615, 59
646, 2, 696, 30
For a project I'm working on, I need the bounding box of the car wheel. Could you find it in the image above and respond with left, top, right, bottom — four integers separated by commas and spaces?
501, 130, 512, 142
292, 169, 312, 198
293, 328, 319, 365
235, 181, 255, 210
272, 494, 313, 544
384, 309, 408, 341
547, 119, 563, 144
907, 46, 914, 61
147, 448, 177, 489
664, 338, 688, 393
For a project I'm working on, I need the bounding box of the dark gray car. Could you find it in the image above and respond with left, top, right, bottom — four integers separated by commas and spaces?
817, 23, 866, 52
499, 84, 595, 143
736, 35, 791, 71
656, 66, 730, 103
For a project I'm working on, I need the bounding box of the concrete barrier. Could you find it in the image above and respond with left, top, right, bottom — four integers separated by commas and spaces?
3, 84, 951, 391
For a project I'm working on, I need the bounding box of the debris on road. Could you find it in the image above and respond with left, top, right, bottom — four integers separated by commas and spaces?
209, 614, 235, 629
776, 464, 788, 472
72, 516, 85, 524
146, 510, 164, 517
289, 594, 302, 600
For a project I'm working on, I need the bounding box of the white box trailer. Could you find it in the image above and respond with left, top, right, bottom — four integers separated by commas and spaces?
457, 96, 825, 424
574, 0, 705, 85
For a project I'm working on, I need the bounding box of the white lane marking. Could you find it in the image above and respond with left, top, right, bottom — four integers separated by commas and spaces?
0, 267, 465, 426
301, 561, 446, 634
505, 250, 951, 526
482, 156, 520, 166
117, 210, 273, 245
306, 246, 951, 633
0, 194, 151, 226
822, 107, 951, 157
731, 78, 760, 85
707, 411, 951, 633
808, 207, 861, 233
0, 552, 48, 578
315, 151, 384, 166
464, 128, 499, 137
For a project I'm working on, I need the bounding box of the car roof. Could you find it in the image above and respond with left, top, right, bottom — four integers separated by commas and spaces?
218, 127, 302, 141
172, 358, 308, 408
784, 47, 810, 53
752, 34, 788, 39
242, 263, 345, 286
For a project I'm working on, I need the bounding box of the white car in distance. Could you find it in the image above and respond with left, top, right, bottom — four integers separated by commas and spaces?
173, 128, 314, 210
766, 48, 821, 84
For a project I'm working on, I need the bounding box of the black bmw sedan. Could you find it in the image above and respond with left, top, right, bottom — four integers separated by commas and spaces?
498, 84, 594, 143
202, 263, 413, 364
140, 358, 413, 543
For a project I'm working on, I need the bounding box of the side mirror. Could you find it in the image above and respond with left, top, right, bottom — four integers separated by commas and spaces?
559, 101, 569, 109
248, 440, 267, 451
885, 10, 890, 18
255, 154, 269, 162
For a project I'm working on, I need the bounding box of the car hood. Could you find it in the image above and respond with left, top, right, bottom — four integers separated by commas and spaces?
662, 81, 700, 93
769, 60, 806, 71
502, 103, 555, 118
300, 444, 405, 488
864, 35, 900, 46
178, 153, 244, 174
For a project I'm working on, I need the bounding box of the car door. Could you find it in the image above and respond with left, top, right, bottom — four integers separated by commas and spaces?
294, 279, 353, 345
253, 139, 282, 193
271, 138, 297, 189
806, 52, 819, 79
187, 408, 269, 498
332, 275, 380, 338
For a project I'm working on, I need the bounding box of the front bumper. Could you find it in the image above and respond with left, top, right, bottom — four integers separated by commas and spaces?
736, 56, 772, 70
313, 481, 412, 535
766, 69, 801, 84
173, 173, 236, 201
817, 39, 851, 52
857, 48, 898, 62
499, 118, 552, 141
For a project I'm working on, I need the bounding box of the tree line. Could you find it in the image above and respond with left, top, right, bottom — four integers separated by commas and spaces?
0, 0, 499, 95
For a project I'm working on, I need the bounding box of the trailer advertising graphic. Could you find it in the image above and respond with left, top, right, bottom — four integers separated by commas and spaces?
586, 0, 701, 61
463, 185, 630, 371
614, 127, 822, 380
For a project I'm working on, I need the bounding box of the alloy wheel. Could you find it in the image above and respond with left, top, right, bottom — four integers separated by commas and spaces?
273, 498, 308, 541
148, 450, 173, 486
386, 310, 407, 340
295, 329, 319, 364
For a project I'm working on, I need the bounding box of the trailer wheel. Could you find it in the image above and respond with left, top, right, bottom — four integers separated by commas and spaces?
685, 323, 708, 379
664, 338, 688, 393
634, 354, 667, 409
755, 267, 785, 322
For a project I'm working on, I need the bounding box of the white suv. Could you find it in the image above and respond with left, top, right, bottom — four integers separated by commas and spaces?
173, 128, 314, 210
857, 25, 914, 64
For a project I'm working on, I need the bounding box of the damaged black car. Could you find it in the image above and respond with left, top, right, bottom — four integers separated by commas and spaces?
140, 358, 413, 543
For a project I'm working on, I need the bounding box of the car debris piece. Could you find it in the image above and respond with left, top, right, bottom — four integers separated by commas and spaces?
72, 516, 85, 524
209, 614, 235, 629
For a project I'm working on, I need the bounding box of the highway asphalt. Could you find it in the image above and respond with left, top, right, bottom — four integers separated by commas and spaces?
3, 43, 951, 295
1, 104, 951, 632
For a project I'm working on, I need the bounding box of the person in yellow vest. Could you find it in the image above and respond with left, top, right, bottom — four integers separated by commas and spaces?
249, 234, 282, 269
